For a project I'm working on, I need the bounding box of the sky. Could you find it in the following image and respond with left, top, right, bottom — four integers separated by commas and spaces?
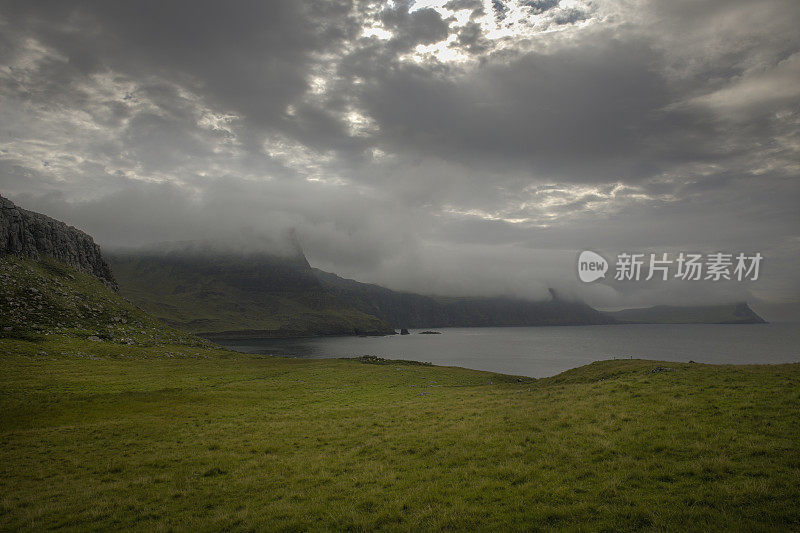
1, 0, 798, 312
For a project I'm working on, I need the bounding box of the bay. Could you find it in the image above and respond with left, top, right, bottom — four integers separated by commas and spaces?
216, 323, 800, 378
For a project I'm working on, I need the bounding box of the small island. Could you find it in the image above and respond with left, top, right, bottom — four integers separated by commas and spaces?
419, 330, 442, 334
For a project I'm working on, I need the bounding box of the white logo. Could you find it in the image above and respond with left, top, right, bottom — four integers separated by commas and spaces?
576, 250, 762, 283
578, 250, 608, 283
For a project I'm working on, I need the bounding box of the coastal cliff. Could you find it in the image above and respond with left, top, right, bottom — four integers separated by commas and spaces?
0, 194, 117, 290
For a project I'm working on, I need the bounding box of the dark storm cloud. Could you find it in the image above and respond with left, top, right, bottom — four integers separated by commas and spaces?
0, 0, 349, 134
381, 6, 450, 49
357, 35, 676, 181
454, 21, 492, 55
1, 0, 798, 311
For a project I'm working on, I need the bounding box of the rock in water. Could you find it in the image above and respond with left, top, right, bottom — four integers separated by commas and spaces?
0, 195, 117, 290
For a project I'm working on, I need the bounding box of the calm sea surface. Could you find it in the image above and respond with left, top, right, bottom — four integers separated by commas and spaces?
216, 323, 800, 378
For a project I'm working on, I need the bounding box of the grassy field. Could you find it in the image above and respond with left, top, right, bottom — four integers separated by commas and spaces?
1, 338, 799, 531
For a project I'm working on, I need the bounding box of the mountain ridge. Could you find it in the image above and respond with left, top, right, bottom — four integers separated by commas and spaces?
313, 268, 617, 328
2, 195, 767, 337
107, 248, 397, 339
605, 303, 766, 324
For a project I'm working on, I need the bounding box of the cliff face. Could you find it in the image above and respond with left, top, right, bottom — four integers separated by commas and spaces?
0, 195, 117, 290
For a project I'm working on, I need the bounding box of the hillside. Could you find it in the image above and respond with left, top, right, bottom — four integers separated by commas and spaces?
313, 269, 617, 328
107, 247, 395, 339
606, 303, 767, 324
0, 254, 210, 348
1, 194, 209, 347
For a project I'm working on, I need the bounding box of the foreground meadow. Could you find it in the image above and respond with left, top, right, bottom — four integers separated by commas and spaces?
1, 338, 799, 531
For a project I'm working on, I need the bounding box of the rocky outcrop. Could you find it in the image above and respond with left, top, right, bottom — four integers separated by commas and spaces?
0, 195, 117, 290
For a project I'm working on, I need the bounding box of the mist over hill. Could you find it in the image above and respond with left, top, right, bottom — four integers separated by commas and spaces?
313, 269, 616, 328
2, 194, 768, 339
104, 232, 623, 338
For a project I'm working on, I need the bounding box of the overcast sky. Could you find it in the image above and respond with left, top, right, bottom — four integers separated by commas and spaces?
1, 0, 798, 310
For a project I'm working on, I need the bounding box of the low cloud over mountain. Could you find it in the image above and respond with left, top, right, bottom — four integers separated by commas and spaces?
1, 0, 798, 308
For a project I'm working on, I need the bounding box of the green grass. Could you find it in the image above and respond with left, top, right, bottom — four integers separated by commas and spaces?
2, 338, 799, 531
0, 255, 210, 348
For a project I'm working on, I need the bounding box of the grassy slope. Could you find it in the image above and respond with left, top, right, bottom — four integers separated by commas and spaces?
0, 255, 210, 348
1, 339, 798, 531
109, 254, 394, 338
